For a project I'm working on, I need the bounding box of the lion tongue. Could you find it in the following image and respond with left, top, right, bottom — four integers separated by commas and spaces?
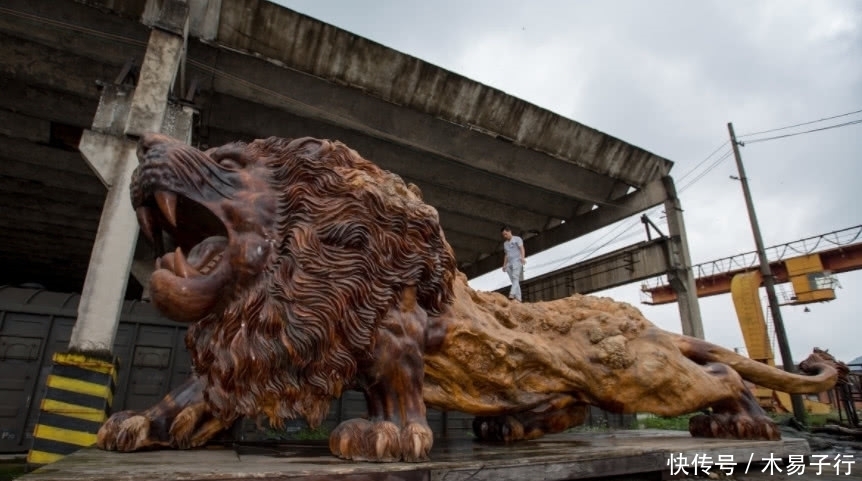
187, 236, 228, 268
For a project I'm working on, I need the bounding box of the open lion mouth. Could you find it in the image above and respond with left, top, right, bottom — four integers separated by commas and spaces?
134, 188, 234, 323
135, 190, 229, 278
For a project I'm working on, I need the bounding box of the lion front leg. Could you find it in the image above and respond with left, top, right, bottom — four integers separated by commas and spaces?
330, 287, 432, 462
97, 376, 231, 452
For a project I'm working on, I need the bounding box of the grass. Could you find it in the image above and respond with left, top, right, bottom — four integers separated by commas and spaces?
637, 410, 845, 432
769, 411, 841, 427
639, 415, 690, 431
0, 463, 27, 481
265, 425, 331, 441
291, 426, 330, 441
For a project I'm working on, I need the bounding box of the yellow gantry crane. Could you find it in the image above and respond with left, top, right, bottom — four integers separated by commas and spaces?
641, 225, 862, 413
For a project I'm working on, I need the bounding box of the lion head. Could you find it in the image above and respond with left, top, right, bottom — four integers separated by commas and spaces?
130, 133, 456, 426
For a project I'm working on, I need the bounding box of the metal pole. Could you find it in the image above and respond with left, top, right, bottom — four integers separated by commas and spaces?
727, 122, 807, 423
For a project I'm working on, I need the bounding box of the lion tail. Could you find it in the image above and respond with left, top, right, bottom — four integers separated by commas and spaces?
672, 334, 839, 394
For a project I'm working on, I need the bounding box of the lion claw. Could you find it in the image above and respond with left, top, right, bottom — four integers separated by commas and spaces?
472, 415, 525, 443
689, 413, 780, 441
169, 406, 201, 449
329, 418, 432, 462
97, 411, 138, 451
114, 415, 151, 452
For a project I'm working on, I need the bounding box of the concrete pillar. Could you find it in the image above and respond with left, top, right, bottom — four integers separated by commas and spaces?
662, 176, 705, 339
28, 3, 192, 467
68, 1, 190, 352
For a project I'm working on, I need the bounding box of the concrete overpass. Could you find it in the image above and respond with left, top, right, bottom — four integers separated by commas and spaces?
0, 0, 704, 335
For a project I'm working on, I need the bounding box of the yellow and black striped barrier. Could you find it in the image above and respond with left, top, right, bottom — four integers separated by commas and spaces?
27, 353, 118, 467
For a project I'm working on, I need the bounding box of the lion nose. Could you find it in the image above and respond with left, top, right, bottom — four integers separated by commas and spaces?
137, 132, 182, 163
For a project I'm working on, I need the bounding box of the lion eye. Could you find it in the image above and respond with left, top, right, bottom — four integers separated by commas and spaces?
217, 157, 242, 170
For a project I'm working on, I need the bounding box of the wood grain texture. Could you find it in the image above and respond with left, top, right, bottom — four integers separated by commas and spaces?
95, 134, 840, 462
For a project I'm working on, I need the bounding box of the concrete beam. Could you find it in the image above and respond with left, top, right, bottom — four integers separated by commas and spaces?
436, 209, 510, 246
0, 209, 98, 233
0, 135, 94, 175
204, 49, 623, 205
0, 176, 105, 205
514, 239, 671, 301
463, 177, 669, 278
0, 110, 51, 143
213, 0, 672, 187
0, 32, 119, 100
204, 98, 579, 220
207, 99, 574, 221
188, 0, 222, 41
0, 156, 104, 194
0, 0, 149, 71
0, 76, 99, 128
413, 183, 549, 234
435, 230, 487, 264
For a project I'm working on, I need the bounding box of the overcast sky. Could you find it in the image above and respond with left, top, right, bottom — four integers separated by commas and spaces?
273, 0, 862, 365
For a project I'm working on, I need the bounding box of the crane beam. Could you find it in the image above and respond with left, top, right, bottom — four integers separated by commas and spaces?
642, 241, 862, 305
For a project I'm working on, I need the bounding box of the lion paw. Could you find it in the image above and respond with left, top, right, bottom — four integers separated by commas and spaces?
329, 419, 432, 462
472, 415, 525, 443
169, 406, 202, 449
689, 413, 780, 441
97, 410, 136, 451
97, 412, 152, 452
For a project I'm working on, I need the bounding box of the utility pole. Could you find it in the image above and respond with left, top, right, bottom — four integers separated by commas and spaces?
727, 122, 807, 424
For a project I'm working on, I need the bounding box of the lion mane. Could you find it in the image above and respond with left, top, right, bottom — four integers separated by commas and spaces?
186, 137, 457, 427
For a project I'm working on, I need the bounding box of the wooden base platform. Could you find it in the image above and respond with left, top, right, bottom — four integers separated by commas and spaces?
19, 430, 818, 481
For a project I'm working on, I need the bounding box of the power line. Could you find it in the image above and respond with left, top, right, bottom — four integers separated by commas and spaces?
535, 141, 734, 273
678, 150, 733, 192
737, 107, 862, 138
742, 119, 862, 144
677, 141, 729, 182
527, 111, 860, 279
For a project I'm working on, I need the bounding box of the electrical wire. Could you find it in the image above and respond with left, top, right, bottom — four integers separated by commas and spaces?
677, 141, 729, 182
534, 139, 734, 272
737, 108, 862, 138
678, 150, 733, 192
543, 110, 861, 271
742, 119, 862, 144
569, 146, 734, 264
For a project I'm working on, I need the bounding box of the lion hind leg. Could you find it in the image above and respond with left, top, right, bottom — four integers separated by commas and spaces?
682, 363, 780, 441
472, 395, 588, 444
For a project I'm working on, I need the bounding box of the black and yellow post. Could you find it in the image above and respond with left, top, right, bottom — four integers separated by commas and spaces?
26, 353, 118, 467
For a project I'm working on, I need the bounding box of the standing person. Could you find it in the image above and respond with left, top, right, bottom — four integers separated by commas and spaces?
501, 226, 526, 302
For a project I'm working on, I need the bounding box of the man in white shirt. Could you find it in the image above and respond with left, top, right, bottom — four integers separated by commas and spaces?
501, 226, 526, 302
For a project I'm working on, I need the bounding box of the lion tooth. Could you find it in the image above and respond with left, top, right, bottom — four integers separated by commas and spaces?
155, 191, 178, 228
173, 247, 200, 278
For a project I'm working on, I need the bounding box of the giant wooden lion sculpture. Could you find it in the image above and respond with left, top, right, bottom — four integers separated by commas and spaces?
97, 133, 838, 462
